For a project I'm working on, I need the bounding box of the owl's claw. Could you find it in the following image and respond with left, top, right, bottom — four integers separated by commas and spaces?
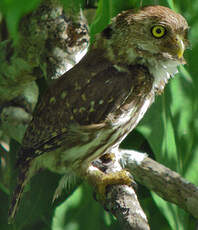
86, 165, 133, 200
96, 169, 133, 200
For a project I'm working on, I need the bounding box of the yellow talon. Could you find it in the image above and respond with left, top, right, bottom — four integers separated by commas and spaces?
86, 167, 133, 200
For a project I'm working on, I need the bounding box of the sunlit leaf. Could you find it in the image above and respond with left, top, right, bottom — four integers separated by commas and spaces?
0, 0, 41, 39
138, 69, 196, 229
90, 0, 111, 35
52, 183, 118, 230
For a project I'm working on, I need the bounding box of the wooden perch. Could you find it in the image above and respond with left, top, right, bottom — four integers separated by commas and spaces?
92, 149, 198, 229
93, 152, 151, 230
105, 185, 150, 230
120, 149, 198, 219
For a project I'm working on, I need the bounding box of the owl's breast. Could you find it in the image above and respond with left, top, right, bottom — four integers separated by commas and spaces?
38, 83, 155, 174
108, 90, 154, 147
107, 64, 155, 128
104, 63, 155, 148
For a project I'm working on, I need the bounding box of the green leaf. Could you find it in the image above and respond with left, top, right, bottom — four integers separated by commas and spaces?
110, 0, 139, 17
5, 139, 62, 230
137, 69, 197, 229
60, 0, 85, 14
52, 183, 118, 230
89, 0, 143, 36
0, 0, 41, 39
8, 171, 62, 230
151, 193, 184, 230
90, 0, 112, 35
167, 0, 176, 10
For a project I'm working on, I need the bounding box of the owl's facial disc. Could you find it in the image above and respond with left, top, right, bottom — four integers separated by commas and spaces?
150, 25, 185, 60
149, 23, 186, 61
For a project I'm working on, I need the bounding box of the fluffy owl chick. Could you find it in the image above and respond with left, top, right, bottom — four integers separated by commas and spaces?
8, 5, 188, 221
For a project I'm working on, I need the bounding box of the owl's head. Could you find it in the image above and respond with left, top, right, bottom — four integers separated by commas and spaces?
102, 5, 189, 63
100, 5, 189, 91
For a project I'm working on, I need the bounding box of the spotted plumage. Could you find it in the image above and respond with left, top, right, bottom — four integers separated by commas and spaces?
9, 5, 189, 221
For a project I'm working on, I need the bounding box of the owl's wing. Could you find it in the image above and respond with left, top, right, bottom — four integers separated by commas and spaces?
19, 50, 137, 161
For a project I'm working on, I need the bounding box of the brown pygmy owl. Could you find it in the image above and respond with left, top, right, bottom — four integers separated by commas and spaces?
9, 5, 189, 220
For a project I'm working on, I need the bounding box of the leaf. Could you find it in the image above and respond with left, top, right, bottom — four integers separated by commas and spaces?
8, 171, 62, 230
110, 0, 139, 17
60, 0, 85, 14
0, 0, 41, 39
167, 0, 176, 11
90, 0, 112, 36
90, 0, 143, 36
137, 68, 197, 229
5, 140, 60, 230
52, 183, 119, 230
151, 193, 185, 230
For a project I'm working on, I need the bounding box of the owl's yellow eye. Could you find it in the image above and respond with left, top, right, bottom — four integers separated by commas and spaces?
151, 25, 166, 38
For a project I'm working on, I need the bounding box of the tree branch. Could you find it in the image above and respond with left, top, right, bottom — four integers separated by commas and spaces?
0, 0, 89, 103
120, 149, 198, 219
105, 185, 150, 230
91, 148, 198, 229
92, 153, 150, 230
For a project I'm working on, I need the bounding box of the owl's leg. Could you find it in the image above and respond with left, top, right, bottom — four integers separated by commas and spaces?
85, 153, 133, 199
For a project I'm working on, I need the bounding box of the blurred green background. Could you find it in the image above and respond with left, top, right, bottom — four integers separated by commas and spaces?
0, 0, 198, 229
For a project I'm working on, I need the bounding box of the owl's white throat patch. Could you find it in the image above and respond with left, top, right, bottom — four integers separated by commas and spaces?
125, 47, 181, 92
148, 59, 180, 92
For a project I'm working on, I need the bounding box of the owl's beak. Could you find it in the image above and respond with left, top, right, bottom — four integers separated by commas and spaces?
176, 35, 185, 59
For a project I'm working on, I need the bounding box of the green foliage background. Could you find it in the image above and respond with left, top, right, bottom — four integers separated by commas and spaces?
0, 0, 198, 229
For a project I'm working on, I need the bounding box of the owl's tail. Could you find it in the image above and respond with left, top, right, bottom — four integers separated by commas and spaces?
8, 160, 31, 223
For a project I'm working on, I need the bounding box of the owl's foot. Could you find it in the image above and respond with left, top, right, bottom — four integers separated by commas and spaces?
97, 169, 133, 199
86, 165, 133, 200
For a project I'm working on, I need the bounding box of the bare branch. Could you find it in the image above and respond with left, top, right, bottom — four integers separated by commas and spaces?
92, 154, 150, 230
105, 185, 150, 230
120, 149, 198, 219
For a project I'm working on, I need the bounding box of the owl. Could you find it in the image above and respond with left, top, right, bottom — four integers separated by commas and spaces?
8, 5, 189, 221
